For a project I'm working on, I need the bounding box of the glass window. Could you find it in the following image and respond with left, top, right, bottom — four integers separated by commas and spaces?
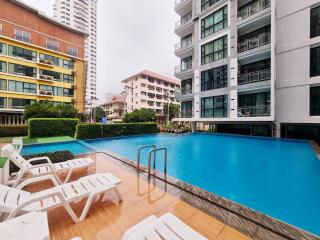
39, 69, 62, 81
8, 63, 36, 78
53, 86, 63, 96
8, 80, 36, 94
14, 29, 31, 43
0, 97, 6, 108
181, 34, 193, 48
0, 79, 7, 91
201, 95, 228, 118
8, 45, 37, 61
201, 65, 228, 91
181, 56, 192, 71
311, 6, 320, 38
201, 0, 221, 12
46, 39, 59, 51
63, 59, 74, 69
8, 98, 35, 109
39, 85, 62, 96
181, 79, 192, 94
181, 101, 193, 117
63, 74, 74, 84
310, 46, 320, 77
63, 88, 74, 97
0, 61, 7, 73
39, 53, 63, 67
201, 6, 228, 38
67, 47, 78, 57
201, 35, 227, 65
310, 86, 320, 116
0, 42, 7, 55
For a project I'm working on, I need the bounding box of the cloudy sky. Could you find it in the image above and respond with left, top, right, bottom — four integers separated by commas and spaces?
21, 0, 179, 103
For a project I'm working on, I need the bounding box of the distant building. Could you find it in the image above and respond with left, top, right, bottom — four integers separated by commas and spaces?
0, 0, 86, 125
122, 70, 180, 115
101, 95, 125, 122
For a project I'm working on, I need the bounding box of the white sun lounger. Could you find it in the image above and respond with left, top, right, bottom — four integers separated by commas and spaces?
0, 172, 122, 223
1, 144, 95, 187
122, 213, 208, 240
12, 137, 23, 154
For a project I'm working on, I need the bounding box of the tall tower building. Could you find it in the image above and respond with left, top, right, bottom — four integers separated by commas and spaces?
53, 0, 97, 110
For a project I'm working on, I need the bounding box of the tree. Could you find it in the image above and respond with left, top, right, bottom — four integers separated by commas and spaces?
92, 106, 106, 122
24, 102, 78, 120
163, 103, 180, 121
124, 109, 156, 123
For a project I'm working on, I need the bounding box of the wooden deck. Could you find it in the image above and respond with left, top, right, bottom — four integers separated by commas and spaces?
26, 153, 251, 240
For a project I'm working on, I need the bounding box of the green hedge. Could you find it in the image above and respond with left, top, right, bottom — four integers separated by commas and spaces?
11, 151, 74, 173
76, 122, 159, 139
28, 118, 79, 138
0, 125, 28, 137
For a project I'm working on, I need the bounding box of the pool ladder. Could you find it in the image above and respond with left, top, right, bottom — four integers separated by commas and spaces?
137, 145, 167, 179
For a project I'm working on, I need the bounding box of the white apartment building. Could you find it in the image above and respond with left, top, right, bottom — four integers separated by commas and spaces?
53, 0, 97, 110
174, 0, 320, 142
101, 95, 125, 122
122, 70, 180, 115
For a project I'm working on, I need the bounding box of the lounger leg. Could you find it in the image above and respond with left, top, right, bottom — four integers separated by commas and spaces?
12, 171, 24, 188
79, 193, 97, 221
64, 168, 74, 183
114, 187, 123, 203
62, 202, 80, 223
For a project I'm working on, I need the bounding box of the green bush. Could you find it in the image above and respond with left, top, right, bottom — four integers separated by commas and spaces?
28, 118, 79, 138
10, 151, 75, 173
0, 125, 28, 137
124, 109, 156, 123
76, 122, 159, 139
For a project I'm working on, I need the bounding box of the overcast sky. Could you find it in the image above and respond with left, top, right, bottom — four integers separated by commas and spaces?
21, 0, 179, 103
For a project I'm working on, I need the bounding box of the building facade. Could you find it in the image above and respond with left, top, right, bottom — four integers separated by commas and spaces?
174, 0, 320, 141
53, 0, 97, 110
100, 95, 125, 122
122, 70, 180, 115
0, 0, 86, 125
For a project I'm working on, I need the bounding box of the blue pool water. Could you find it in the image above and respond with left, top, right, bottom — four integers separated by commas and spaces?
22, 133, 320, 235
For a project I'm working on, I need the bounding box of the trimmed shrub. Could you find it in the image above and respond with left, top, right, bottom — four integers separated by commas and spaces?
28, 118, 79, 138
76, 122, 159, 139
0, 125, 28, 137
10, 151, 75, 174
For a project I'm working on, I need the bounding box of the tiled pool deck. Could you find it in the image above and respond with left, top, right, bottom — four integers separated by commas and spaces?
26, 152, 251, 240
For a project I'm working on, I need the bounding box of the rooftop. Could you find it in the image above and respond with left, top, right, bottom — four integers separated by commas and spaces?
121, 70, 181, 86
101, 95, 126, 106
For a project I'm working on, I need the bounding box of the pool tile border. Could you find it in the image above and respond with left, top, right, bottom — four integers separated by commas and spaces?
100, 150, 320, 240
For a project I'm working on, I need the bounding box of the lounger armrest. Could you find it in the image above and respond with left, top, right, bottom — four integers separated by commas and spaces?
26, 162, 54, 171
16, 175, 60, 189
27, 156, 52, 164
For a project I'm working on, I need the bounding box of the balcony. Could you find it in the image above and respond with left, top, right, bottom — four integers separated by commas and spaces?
175, 12, 193, 36
175, 0, 192, 16
238, 32, 271, 53
38, 75, 54, 83
238, 0, 271, 20
38, 90, 54, 97
175, 39, 194, 57
175, 63, 193, 78
238, 105, 271, 117
38, 59, 54, 67
238, 69, 271, 85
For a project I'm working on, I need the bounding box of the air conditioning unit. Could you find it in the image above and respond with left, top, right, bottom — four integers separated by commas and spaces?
44, 60, 53, 66
71, 71, 76, 76
46, 76, 54, 81
39, 59, 46, 64
39, 90, 53, 96
39, 75, 46, 79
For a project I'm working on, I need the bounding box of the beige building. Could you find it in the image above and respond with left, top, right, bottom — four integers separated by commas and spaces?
122, 70, 181, 115
101, 95, 125, 122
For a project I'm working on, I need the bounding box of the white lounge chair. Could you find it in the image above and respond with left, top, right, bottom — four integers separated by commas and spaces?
122, 213, 208, 240
1, 144, 95, 187
0, 172, 122, 223
12, 137, 23, 154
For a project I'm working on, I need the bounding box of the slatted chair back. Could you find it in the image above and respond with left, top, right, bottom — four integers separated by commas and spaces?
1, 144, 32, 171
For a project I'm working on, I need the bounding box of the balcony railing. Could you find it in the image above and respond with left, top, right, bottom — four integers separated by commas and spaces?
175, 12, 192, 28
238, 69, 271, 85
238, 105, 271, 117
238, 0, 271, 20
175, 63, 193, 74
238, 32, 271, 53
180, 111, 193, 118
175, 39, 193, 51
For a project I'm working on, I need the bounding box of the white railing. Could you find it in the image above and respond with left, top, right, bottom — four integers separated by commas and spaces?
238, 32, 271, 53
238, 105, 271, 117
238, 0, 271, 20
175, 63, 193, 74
238, 69, 271, 85
0, 114, 26, 125
175, 12, 192, 28
175, 39, 193, 51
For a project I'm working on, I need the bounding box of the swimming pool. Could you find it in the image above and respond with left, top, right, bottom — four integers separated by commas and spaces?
22, 133, 320, 236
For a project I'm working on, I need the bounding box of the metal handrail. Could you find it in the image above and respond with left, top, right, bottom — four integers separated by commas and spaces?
137, 144, 156, 172
238, 0, 271, 20
238, 32, 271, 53
147, 148, 167, 179
238, 69, 271, 85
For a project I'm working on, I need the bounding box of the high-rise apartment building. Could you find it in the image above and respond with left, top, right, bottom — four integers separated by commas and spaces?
174, 0, 320, 142
53, 0, 97, 110
122, 70, 180, 115
0, 0, 86, 125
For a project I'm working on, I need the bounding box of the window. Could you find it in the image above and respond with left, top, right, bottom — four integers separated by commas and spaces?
0, 42, 7, 55
0, 79, 7, 91
46, 39, 59, 51
201, 0, 221, 11
63, 59, 74, 69
39, 85, 62, 96
8, 63, 36, 77
67, 47, 78, 57
63, 74, 74, 84
201, 95, 228, 118
201, 65, 228, 91
14, 29, 31, 43
181, 56, 193, 71
63, 88, 74, 97
0, 97, 6, 108
8, 80, 36, 94
310, 86, 320, 116
0, 24, 2, 35
8, 45, 37, 61
238, 92, 270, 117
311, 46, 320, 77
181, 34, 193, 48
39, 69, 62, 81
201, 6, 228, 38
311, 6, 320, 38
39, 53, 63, 67
8, 98, 35, 109
201, 35, 227, 65
0, 61, 7, 72
181, 79, 192, 94
181, 101, 193, 117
